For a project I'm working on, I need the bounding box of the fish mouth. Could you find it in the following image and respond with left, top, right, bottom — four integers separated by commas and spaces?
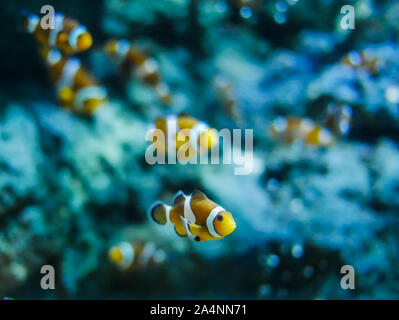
232, 222, 237, 231
225, 221, 237, 235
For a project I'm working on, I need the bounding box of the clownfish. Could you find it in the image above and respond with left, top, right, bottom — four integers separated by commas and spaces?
269, 117, 335, 147
103, 39, 172, 105
40, 48, 107, 114
323, 102, 352, 137
22, 11, 92, 54
150, 113, 218, 160
213, 75, 240, 122
342, 50, 381, 75
108, 241, 167, 272
150, 190, 236, 242
233, 0, 261, 19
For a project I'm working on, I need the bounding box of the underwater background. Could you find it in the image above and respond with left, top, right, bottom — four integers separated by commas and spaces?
1, 0, 399, 299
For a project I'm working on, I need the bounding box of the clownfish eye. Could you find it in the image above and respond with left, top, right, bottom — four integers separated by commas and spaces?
217, 214, 223, 221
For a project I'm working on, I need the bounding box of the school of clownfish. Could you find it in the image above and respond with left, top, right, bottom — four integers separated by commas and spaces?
22, 11, 107, 114
268, 102, 353, 148
22, 10, 359, 273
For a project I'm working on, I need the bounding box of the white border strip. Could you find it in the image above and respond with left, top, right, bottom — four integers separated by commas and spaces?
118, 242, 135, 270
27, 15, 39, 33
48, 14, 64, 47
190, 122, 208, 152
58, 58, 80, 88
166, 115, 177, 155
75, 86, 107, 110
206, 206, 224, 238
69, 25, 87, 50
183, 195, 196, 223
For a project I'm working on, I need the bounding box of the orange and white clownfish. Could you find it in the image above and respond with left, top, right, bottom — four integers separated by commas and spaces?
323, 102, 352, 137
150, 113, 218, 160
213, 75, 240, 122
269, 117, 335, 147
103, 39, 172, 105
108, 241, 167, 272
233, 0, 261, 19
150, 190, 236, 242
40, 48, 107, 114
341, 50, 381, 75
22, 11, 92, 54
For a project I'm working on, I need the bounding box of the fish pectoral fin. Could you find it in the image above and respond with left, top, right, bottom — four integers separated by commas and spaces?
188, 223, 202, 234
180, 216, 202, 236
174, 224, 187, 237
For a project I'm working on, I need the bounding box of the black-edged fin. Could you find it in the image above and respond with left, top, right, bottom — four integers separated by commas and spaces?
191, 190, 207, 201
173, 190, 185, 206
150, 201, 168, 225
174, 225, 187, 237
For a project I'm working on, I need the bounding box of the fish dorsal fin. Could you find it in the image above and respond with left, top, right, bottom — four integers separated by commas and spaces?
173, 190, 185, 206
191, 190, 207, 201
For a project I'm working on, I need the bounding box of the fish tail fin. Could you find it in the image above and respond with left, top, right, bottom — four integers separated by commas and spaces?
150, 201, 171, 225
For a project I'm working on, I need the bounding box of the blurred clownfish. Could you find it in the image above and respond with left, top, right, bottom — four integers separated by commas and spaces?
269, 117, 335, 147
22, 11, 92, 54
342, 50, 381, 75
149, 113, 218, 161
213, 75, 240, 122
108, 241, 167, 272
40, 48, 107, 114
233, 0, 261, 19
103, 39, 172, 105
323, 102, 352, 138
150, 190, 236, 242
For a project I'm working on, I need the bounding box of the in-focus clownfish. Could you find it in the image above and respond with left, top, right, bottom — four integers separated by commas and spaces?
103, 39, 172, 105
269, 117, 335, 147
108, 241, 167, 272
150, 113, 218, 160
22, 11, 92, 54
150, 190, 236, 242
213, 75, 240, 122
40, 48, 107, 114
342, 50, 381, 75
323, 102, 352, 137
